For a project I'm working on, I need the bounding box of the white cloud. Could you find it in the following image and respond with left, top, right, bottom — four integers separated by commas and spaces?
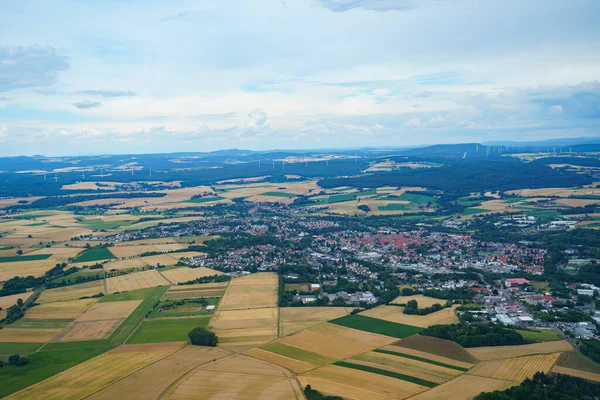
550, 104, 564, 113
405, 117, 421, 127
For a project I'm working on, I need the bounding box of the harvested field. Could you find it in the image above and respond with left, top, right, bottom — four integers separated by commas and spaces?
380, 345, 476, 370
299, 364, 428, 400
218, 272, 277, 310
38, 281, 104, 303
164, 354, 303, 400
279, 306, 353, 336
279, 323, 395, 360
245, 347, 318, 374
0, 327, 61, 342
360, 305, 458, 328
105, 269, 169, 293
406, 375, 516, 400
79, 300, 141, 321
110, 244, 187, 258
53, 300, 141, 342
210, 307, 278, 347
87, 345, 230, 400
352, 351, 463, 384
552, 366, 600, 382
55, 319, 123, 342
0, 292, 34, 309
25, 298, 96, 320
468, 353, 560, 382
390, 294, 448, 307
5, 343, 182, 400
164, 282, 228, 300
467, 340, 573, 361
394, 335, 484, 365
159, 266, 222, 284
0, 259, 59, 281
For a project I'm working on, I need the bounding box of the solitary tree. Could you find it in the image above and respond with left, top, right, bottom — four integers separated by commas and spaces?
188, 327, 218, 346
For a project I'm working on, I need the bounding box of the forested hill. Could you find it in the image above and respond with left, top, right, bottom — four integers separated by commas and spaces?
318, 162, 592, 198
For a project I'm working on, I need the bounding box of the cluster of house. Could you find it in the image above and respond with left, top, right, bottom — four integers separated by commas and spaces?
293, 290, 378, 305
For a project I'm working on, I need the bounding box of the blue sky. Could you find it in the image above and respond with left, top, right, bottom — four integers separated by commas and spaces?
0, 0, 599, 156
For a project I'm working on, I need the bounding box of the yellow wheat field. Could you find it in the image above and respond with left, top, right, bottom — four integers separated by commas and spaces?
352, 351, 463, 384
468, 353, 560, 382
105, 269, 169, 293
38, 281, 104, 303
210, 307, 279, 348
25, 298, 97, 320
279, 307, 353, 337
390, 295, 447, 307
218, 272, 278, 310
159, 266, 222, 284
380, 344, 476, 370
360, 305, 458, 328
163, 354, 303, 400
407, 375, 516, 400
279, 323, 395, 360
5, 343, 183, 400
300, 364, 428, 400
87, 346, 230, 400
53, 300, 141, 341
551, 366, 600, 382
164, 281, 228, 300
0, 327, 61, 343
245, 348, 318, 374
0, 291, 34, 309
467, 340, 573, 361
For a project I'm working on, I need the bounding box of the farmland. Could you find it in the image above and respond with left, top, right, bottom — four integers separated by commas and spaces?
468, 353, 560, 381
127, 316, 210, 344
86, 346, 231, 400
466, 340, 573, 361
279, 306, 352, 336
5, 343, 183, 400
163, 354, 303, 399
329, 314, 423, 338
360, 304, 459, 328
218, 272, 278, 310
105, 269, 169, 293
163, 281, 229, 300
72, 248, 115, 263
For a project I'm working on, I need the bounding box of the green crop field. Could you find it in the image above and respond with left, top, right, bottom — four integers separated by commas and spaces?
378, 203, 412, 211
148, 298, 218, 319
0, 342, 43, 357
77, 218, 136, 230
261, 192, 297, 198
0, 254, 52, 263
399, 192, 438, 204
186, 196, 226, 203
463, 207, 487, 216
99, 287, 156, 303
373, 349, 469, 371
72, 247, 115, 263
333, 361, 438, 388
127, 316, 210, 344
329, 315, 422, 338
514, 329, 561, 342
108, 286, 168, 345
0, 343, 113, 398
261, 342, 334, 365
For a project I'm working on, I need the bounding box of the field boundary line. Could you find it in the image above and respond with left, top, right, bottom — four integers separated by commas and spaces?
78, 344, 181, 400
157, 269, 176, 285
243, 352, 307, 400
157, 353, 237, 399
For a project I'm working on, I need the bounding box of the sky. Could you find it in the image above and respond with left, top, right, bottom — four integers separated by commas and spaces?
0, 0, 599, 156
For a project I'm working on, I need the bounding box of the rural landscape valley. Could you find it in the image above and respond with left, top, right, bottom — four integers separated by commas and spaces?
2, 1, 600, 398
1, 143, 600, 399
